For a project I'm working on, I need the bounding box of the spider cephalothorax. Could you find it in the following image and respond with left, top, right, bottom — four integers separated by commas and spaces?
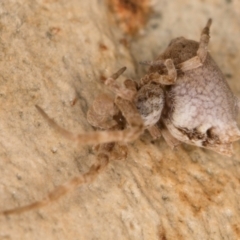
1, 19, 239, 216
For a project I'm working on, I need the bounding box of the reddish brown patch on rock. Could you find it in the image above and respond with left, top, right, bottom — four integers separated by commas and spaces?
99, 43, 108, 51
158, 224, 167, 240
154, 150, 228, 216
108, 0, 151, 35
232, 224, 240, 238
49, 27, 61, 35
100, 75, 107, 83
119, 38, 129, 48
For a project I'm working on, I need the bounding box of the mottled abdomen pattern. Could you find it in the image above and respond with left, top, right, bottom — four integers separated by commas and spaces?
145, 31, 240, 155
165, 54, 239, 154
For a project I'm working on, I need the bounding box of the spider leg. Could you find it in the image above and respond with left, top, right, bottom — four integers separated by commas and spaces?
104, 67, 137, 101
178, 18, 212, 72
123, 79, 138, 99
109, 143, 128, 161
140, 19, 212, 74
1, 130, 130, 216
36, 101, 143, 145
148, 124, 162, 139
197, 18, 212, 62
140, 59, 176, 86
114, 96, 144, 139
161, 127, 181, 149
1, 143, 113, 215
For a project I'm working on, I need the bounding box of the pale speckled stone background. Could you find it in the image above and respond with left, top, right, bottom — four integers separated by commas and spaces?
1, 1, 240, 240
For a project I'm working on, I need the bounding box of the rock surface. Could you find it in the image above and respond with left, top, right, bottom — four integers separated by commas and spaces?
1, 0, 240, 239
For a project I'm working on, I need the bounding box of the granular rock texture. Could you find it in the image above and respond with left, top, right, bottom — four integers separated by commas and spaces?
1, 1, 240, 240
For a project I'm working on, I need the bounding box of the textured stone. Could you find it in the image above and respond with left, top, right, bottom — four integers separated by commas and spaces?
1, 1, 240, 240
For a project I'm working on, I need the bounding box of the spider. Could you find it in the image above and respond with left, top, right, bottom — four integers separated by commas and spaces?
1, 19, 239, 215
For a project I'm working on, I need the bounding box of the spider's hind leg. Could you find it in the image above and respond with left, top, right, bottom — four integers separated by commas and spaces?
0, 143, 114, 216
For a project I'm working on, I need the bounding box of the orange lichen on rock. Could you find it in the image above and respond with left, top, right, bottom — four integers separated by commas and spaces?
108, 0, 151, 35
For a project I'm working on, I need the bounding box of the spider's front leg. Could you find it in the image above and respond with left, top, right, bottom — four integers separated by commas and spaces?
140, 58, 177, 86
178, 18, 212, 71
141, 19, 212, 73
104, 67, 137, 101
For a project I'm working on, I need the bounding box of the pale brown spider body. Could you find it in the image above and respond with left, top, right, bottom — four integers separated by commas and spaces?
141, 20, 240, 155
148, 36, 240, 156
1, 19, 239, 216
